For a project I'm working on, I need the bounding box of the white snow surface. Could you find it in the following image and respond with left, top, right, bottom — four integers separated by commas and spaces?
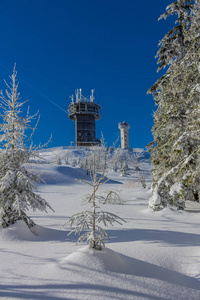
0, 147, 200, 300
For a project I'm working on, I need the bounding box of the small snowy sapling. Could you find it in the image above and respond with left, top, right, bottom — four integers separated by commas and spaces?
65, 144, 125, 250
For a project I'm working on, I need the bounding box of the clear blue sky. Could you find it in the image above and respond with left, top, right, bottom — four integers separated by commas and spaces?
0, 0, 174, 149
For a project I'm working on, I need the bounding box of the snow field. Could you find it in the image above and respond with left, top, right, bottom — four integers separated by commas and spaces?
0, 148, 200, 300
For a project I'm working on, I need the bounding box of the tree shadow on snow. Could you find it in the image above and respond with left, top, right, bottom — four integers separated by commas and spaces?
1, 221, 70, 242
0, 283, 166, 300
107, 228, 200, 247
40, 165, 122, 185
0, 252, 199, 300
0, 243, 200, 300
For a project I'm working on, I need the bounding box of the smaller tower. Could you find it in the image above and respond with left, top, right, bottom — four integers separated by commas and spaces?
118, 122, 130, 149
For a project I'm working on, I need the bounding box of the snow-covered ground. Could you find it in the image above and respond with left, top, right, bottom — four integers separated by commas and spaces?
0, 147, 200, 300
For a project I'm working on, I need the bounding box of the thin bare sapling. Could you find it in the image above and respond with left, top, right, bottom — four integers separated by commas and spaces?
66, 144, 125, 250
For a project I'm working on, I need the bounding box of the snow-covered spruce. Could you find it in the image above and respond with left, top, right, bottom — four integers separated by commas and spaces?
0, 66, 53, 229
148, 0, 200, 210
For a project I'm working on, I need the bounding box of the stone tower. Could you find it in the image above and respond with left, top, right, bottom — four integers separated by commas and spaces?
118, 122, 130, 149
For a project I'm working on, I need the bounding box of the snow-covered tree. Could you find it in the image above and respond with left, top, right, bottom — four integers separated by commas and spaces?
109, 147, 128, 172
131, 149, 146, 172
148, 0, 200, 210
71, 158, 77, 167
119, 163, 129, 177
66, 145, 125, 250
0, 66, 53, 229
54, 151, 62, 165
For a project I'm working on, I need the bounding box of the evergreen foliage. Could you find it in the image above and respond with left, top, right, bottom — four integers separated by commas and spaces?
0, 66, 53, 229
148, 0, 200, 210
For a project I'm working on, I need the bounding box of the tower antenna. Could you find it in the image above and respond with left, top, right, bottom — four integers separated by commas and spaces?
90, 89, 95, 102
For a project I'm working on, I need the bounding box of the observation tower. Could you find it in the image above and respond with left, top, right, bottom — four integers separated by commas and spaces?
68, 89, 101, 146
118, 122, 130, 149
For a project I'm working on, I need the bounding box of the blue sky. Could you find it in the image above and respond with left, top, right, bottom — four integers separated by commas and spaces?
0, 0, 174, 149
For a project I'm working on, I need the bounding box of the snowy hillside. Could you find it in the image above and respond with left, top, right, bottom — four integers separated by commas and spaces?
0, 147, 200, 300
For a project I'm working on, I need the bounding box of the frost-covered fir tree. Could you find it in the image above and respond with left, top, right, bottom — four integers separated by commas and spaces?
0, 66, 53, 229
148, 0, 200, 210
66, 144, 125, 250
